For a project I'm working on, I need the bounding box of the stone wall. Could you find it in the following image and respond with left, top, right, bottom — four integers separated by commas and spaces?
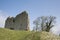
5, 11, 29, 31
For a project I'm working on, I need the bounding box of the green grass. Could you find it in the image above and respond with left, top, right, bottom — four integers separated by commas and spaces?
0, 28, 31, 40
0, 28, 60, 40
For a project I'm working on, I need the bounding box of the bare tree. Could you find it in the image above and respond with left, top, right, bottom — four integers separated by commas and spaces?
33, 17, 40, 31
33, 16, 56, 32
40, 16, 47, 31
45, 16, 56, 32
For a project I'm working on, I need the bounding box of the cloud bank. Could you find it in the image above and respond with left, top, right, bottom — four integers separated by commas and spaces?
0, 10, 8, 28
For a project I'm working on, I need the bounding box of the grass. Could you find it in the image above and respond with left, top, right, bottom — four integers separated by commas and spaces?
0, 28, 60, 40
0, 28, 31, 40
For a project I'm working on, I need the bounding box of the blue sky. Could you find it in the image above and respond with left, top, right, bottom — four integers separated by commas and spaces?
0, 0, 60, 35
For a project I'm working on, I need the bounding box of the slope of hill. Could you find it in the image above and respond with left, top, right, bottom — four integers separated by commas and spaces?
0, 28, 31, 40
0, 28, 60, 40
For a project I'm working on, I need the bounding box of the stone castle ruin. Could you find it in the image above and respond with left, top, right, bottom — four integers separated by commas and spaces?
5, 11, 29, 31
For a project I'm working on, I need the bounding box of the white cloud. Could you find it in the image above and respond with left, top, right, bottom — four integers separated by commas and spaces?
0, 10, 8, 28
50, 24, 60, 35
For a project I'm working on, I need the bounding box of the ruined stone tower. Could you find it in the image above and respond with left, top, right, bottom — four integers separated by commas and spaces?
5, 11, 29, 31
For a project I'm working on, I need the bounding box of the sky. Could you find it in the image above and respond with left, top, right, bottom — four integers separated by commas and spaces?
0, 0, 60, 35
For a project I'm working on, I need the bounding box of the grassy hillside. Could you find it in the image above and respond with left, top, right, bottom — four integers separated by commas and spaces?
0, 28, 60, 40
0, 28, 31, 40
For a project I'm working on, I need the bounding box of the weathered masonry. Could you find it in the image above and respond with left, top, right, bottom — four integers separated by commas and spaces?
5, 11, 30, 31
